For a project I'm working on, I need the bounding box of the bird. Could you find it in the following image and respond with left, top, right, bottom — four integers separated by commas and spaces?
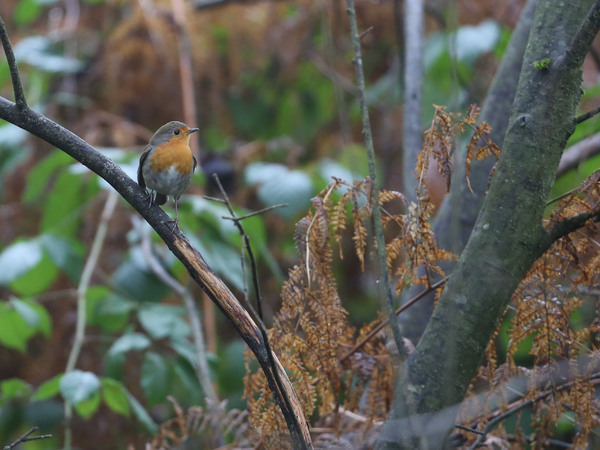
137, 121, 199, 230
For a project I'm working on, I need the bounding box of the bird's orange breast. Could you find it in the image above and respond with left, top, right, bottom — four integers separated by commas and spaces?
149, 140, 194, 175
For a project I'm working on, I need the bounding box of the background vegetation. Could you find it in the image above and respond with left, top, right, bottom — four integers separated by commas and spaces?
1, 0, 600, 448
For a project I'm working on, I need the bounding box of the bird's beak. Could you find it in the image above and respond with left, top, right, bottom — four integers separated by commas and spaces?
186, 128, 199, 135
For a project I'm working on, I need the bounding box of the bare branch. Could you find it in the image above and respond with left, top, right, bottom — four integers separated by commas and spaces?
210, 173, 307, 447
5, 427, 52, 449
557, 131, 600, 176
0, 24, 311, 449
548, 209, 598, 244
575, 104, 600, 124
566, 1, 600, 67
340, 278, 447, 362
0, 16, 27, 108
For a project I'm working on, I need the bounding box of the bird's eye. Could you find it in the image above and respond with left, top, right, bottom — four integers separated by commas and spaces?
173, 129, 180, 135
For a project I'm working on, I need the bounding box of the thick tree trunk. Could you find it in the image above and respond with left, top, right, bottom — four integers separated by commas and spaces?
378, 1, 600, 448
398, 0, 538, 342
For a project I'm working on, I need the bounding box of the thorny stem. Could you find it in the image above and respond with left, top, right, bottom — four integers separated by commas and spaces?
345, 0, 405, 358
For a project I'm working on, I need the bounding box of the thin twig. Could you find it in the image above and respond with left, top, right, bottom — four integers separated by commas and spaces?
546, 185, 580, 205
222, 203, 288, 221
454, 424, 484, 436
64, 190, 118, 449
575, 104, 600, 124
0, 16, 27, 108
210, 173, 304, 444
359, 26, 374, 40
0, 19, 311, 449
465, 370, 600, 449
340, 277, 447, 362
5, 427, 52, 450
346, 0, 405, 358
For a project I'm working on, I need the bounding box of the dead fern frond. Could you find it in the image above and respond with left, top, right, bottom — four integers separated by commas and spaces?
464, 174, 600, 447
150, 397, 257, 449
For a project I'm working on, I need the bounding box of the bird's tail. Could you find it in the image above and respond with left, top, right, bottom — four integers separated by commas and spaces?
155, 193, 167, 205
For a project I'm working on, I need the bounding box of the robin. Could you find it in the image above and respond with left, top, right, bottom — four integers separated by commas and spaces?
137, 121, 199, 229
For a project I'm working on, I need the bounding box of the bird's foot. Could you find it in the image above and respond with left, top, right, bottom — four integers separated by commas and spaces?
163, 218, 179, 234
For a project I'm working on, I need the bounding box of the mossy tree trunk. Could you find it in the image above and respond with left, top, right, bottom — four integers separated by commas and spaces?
398, 0, 539, 343
378, 1, 600, 448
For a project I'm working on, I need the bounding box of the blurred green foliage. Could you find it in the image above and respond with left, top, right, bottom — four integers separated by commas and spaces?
1, 0, 599, 447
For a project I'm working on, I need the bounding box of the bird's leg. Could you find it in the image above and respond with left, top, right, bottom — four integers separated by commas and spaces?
144, 190, 154, 207
163, 197, 180, 233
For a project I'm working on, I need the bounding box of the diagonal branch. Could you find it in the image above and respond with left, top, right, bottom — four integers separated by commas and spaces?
548, 209, 599, 244
567, 0, 600, 67
0, 16, 26, 108
210, 174, 303, 438
0, 17, 311, 450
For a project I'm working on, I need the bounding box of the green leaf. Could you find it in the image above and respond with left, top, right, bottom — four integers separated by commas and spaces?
89, 290, 136, 333
108, 333, 151, 358
23, 150, 73, 203
10, 252, 58, 296
10, 297, 40, 328
101, 378, 130, 416
188, 236, 245, 292
14, 0, 43, 26
74, 390, 101, 419
40, 234, 84, 281
1, 378, 31, 400
454, 20, 500, 64
217, 340, 246, 399
138, 305, 189, 340
187, 197, 239, 239
0, 300, 35, 352
112, 250, 169, 302
141, 352, 171, 407
25, 299, 51, 337
126, 390, 157, 433
41, 171, 85, 237
33, 374, 62, 400
60, 370, 100, 405
244, 162, 314, 219
172, 359, 202, 406
0, 239, 43, 285
170, 337, 199, 369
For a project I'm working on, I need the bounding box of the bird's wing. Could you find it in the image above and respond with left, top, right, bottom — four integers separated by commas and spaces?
138, 146, 151, 189
193, 155, 197, 173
